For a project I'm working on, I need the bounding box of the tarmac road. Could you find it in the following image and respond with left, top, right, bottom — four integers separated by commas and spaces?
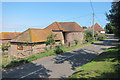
2, 34, 119, 79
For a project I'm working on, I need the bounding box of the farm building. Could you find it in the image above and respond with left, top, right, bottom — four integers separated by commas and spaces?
45, 22, 85, 46
0, 32, 21, 46
91, 23, 105, 34
9, 28, 61, 58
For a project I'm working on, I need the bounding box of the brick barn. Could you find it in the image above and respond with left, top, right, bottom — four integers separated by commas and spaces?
9, 28, 61, 58
45, 22, 85, 46
0, 32, 21, 46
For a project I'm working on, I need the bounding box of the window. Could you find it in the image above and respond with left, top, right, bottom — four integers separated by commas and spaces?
17, 43, 23, 50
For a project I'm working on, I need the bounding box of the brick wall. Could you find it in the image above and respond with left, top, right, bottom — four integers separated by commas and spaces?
64, 31, 84, 46
1, 39, 11, 46
9, 41, 60, 58
53, 31, 64, 44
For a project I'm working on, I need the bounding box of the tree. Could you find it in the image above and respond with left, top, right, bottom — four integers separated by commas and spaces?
74, 40, 79, 45
84, 30, 93, 42
45, 33, 56, 49
106, 2, 120, 38
82, 26, 87, 29
104, 23, 114, 34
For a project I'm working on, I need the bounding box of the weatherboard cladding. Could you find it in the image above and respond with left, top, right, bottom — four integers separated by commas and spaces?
11, 28, 60, 43
45, 22, 85, 32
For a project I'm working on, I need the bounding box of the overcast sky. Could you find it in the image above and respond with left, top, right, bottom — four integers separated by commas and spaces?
2, 2, 112, 32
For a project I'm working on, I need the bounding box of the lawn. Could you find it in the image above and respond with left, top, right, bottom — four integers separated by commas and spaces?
2, 41, 99, 69
62, 41, 99, 52
69, 44, 120, 78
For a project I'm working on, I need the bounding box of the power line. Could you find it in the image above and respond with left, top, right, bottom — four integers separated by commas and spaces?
63, 13, 92, 21
90, 0, 94, 13
94, 14, 105, 25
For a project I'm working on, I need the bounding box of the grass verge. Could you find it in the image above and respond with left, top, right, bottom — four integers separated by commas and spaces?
2, 41, 99, 69
69, 44, 120, 78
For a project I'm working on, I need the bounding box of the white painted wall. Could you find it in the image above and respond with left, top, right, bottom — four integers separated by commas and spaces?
100, 31, 105, 34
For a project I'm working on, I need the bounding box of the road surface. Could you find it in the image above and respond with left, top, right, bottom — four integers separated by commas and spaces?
2, 34, 119, 79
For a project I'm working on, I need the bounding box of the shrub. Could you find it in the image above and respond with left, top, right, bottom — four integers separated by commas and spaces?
118, 39, 120, 42
97, 34, 106, 41
45, 33, 56, 46
44, 47, 48, 51
1, 45, 9, 52
68, 42, 71, 47
91, 41, 94, 44
25, 55, 37, 62
54, 46, 63, 54
59, 42, 63, 46
74, 40, 79, 45
84, 31, 93, 42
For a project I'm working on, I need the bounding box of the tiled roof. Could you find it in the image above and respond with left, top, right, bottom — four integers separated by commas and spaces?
45, 22, 85, 32
91, 23, 105, 31
11, 28, 60, 43
0, 32, 21, 40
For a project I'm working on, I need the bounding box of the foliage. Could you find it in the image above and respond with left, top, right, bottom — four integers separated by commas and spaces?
54, 45, 63, 54
44, 47, 48, 51
74, 40, 79, 45
97, 34, 107, 41
3, 50, 55, 68
68, 42, 71, 47
104, 23, 114, 34
45, 33, 56, 49
24, 41, 29, 46
1, 45, 9, 52
70, 46, 120, 78
91, 41, 94, 44
62, 41, 99, 53
32, 42, 37, 46
84, 30, 93, 42
82, 26, 87, 29
106, 2, 120, 37
2, 40, 99, 69
59, 42, 63, 46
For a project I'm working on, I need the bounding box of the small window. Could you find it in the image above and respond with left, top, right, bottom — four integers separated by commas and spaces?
17, 43, 23, 50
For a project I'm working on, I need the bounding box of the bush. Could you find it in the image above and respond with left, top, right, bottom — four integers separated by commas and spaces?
54, 46, 63, 54
25, 55, 37, 62
59, 42, 63, 46
97, 34, 106, 41
84, 31, 93, 42
74, 40, 79, 45
91, 41, 94, 44
68, 42, 71, 47
1, 45, 9, 52
118, 39, 120, 42
44, 47, 48, 51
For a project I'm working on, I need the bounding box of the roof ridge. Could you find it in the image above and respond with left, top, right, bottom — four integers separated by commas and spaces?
59, 21, 74, 23
28, 28, 32, 42
56, 22, 63, 30
74, 22, 84, 31
12, 29, 29, 41
29, 28, 43, 30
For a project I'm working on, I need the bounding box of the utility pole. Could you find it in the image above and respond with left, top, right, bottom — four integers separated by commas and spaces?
93, 12, 94, 40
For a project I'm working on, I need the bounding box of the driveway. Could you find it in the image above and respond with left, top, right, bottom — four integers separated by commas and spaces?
2, 34, 119, 79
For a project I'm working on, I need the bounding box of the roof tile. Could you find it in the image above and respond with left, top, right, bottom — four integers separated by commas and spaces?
11, 28, 60, 43
91, 23, 105, 31
0, 32, 21, 40
45, 22, 85, 32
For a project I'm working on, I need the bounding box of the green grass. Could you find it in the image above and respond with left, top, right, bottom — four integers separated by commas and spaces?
69, 45, 120, 78
2, 49, 55, 68
2, 40, 99, 69
62, 41, 99, 52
